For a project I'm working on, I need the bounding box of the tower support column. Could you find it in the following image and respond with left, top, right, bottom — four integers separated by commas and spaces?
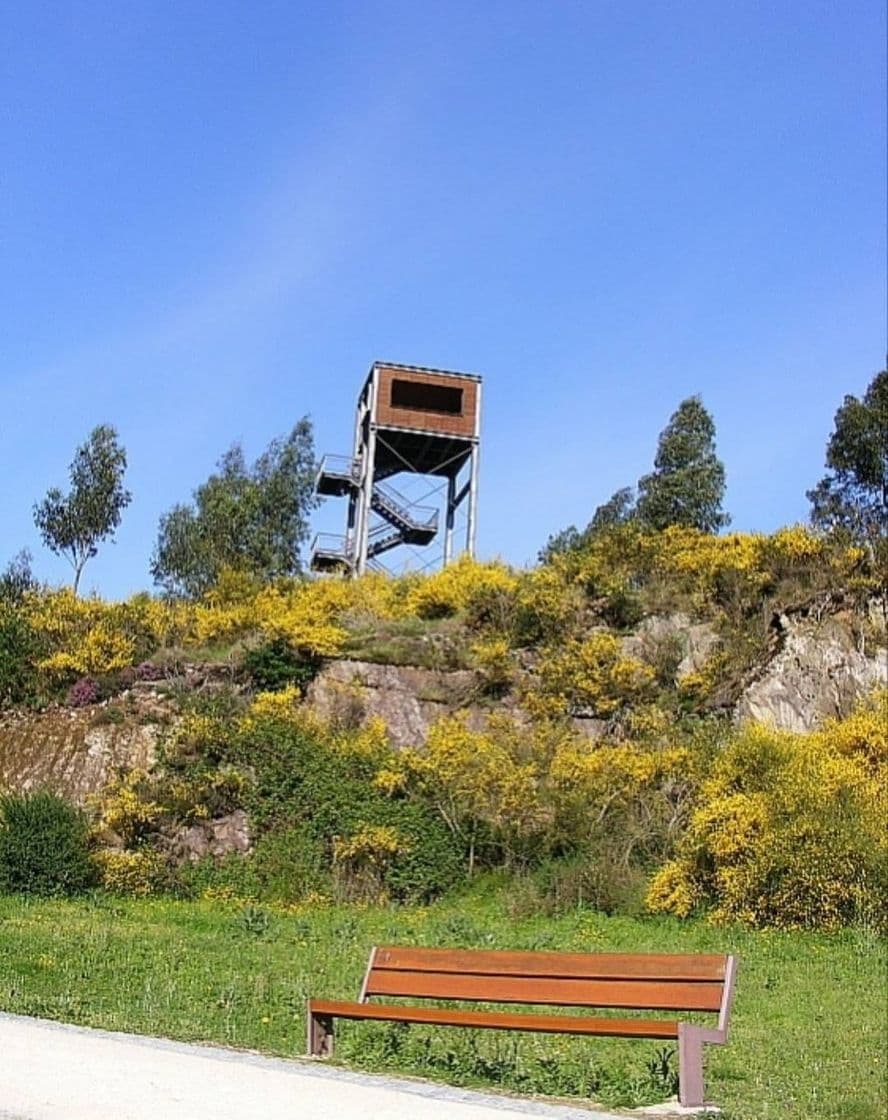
443, 474, 457, 566
466, 442, 480, 559
355, 371, 380, 576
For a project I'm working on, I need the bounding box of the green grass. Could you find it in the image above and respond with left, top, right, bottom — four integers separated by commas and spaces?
0, 886, 883, 1119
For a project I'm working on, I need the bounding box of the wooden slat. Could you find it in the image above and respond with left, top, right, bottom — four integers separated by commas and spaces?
365, 970, 724, 1012
309, 999, 680, 1040
373, 947, 727, 983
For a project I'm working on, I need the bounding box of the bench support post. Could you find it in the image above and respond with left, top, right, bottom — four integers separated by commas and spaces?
307, 1008, 335, 1058
678, 1024, 724, 1108
678, 1023, 705, 1107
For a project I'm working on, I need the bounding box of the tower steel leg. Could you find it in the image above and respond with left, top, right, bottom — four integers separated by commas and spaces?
345, 493, 357, 570
357, 374, 380, 576
466, 443, 480, 559
444, 474, 457, 566
356, 426, 376, 576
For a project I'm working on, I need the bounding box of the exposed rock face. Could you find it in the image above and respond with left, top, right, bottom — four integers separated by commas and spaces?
1, 607, 884, 808
736, 615, 887, 733
306, 659, 523, 748
0, 691, 170, 804
166, 810, 251, 863
622, 613, 721, 682
570, 717, 609, 740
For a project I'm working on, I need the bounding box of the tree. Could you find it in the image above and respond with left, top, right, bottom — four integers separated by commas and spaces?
589, 486, 636, 533
635, 396, 729, 532
33, 425, 131, 595
0, 550, 35, 605
538, 524, 584, 564
538, 488, 636, 562
0, 552, 40, 706
152, 419, 319, 598
807, 371, 887, 545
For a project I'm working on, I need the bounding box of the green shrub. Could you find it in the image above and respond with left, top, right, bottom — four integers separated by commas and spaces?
0, 791, 97, 896
243, 638, 321, 692
508, 854, 648, 919
218, 715, 462, 902
365, 800, 463, 902
249, 824, 329, 900
177, 850, 262, 901
0, 605, 42, 706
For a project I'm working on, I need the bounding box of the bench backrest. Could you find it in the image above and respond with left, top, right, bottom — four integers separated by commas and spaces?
362, 947, 736, 1027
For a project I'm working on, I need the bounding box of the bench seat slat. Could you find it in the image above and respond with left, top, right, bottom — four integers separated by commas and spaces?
374, 947, 726, 984
365, 970, 723, 1012
309, 999, 680, 1040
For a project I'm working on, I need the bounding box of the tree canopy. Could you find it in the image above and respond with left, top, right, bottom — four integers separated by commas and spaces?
539, 487, 636, 562
33, 425, 131, 595
0, 551, 35, 606
807, 370, 887, 546
635, 396, 729, 532
541, 396, 728, 557
151, 419, 319, 598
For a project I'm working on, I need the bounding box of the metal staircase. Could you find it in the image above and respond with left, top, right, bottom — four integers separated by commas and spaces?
311, 456, 438, 572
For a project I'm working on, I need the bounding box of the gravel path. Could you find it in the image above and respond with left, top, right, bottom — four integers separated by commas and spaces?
0, 1013, 623, 1120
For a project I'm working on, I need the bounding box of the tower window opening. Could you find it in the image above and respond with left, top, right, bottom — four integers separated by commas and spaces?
390, 379, 463, 415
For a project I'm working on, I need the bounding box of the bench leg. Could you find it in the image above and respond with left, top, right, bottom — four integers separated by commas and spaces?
307, 1009, 335, 1058
678, 1024, 707, 1107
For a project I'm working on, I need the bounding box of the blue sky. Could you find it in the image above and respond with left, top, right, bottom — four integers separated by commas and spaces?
1, 1, 885, 598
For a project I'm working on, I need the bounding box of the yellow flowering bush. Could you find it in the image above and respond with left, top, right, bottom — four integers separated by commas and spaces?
191, 601, 258, 645
252, 583, 348, 656
93, 753, 249, 856
528, 632, 655, 718
13, 524, 873, 704
164, 713, 230, 764
471, 636, 517, 694
548, 737, 696, 864
553, 523, 869, 623
333, 823, 412, 864
27, 591, 139, 676
21, 588, 197, 681
819, 689, 887, 771
647, 699, 887, 930
247, 685, 302, 723
513, 562, 584, 641
340, 571, 411, 622
332, 824, 413, 902
328, 716, 391, 761
93, 768, 163, 845
92, 848, 166, 896
403, 556, 519, 620
386, 713, 552, 869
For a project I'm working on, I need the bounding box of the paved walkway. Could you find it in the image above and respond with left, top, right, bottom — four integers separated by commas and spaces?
0, 1013, 624, 1120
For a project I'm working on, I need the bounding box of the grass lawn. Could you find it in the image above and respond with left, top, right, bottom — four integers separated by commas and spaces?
0, 886, 883, 1119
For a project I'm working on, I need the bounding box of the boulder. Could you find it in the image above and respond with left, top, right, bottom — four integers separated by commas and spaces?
167, 810, 251, 864
736, 615, 886, 732
621, 613, 721, 682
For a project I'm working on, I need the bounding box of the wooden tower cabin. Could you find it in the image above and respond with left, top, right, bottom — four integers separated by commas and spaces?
311, 362, 482, 575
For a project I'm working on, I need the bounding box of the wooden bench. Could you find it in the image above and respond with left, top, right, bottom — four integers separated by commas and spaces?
307, 946, 737, 1108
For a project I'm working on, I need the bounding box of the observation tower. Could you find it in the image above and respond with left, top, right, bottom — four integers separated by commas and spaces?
311, 361, 482, 575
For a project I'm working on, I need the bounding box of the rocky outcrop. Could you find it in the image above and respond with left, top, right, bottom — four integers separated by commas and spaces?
736, 614, 887, 733
1, 607, 884, 806
165, 810, 251, 863
0, 688, 172, 805
621, 613, 721, 682
305, 658, 525, 748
